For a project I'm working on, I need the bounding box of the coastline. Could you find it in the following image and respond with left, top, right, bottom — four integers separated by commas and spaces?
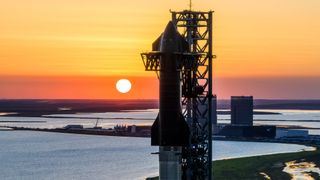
147, 146, 319, 180
1, 99, 320, 179
6, 126, 320, 146
16, 128, 320, 180
1, 128, 318, 179
7, 126, 150, 137
145, 135, 320, 179
212, 146, 319, 180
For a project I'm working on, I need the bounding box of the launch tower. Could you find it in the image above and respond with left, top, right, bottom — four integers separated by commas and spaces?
141, 10, 215, 180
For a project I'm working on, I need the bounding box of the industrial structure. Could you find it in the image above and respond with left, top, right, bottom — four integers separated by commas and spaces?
216, 96, 276, 139
231, 96, 253, 126
141, 10, 215, 180
217, 125, 276, 138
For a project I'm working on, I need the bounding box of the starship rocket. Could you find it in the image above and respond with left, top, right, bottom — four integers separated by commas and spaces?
151, 21, 190, 147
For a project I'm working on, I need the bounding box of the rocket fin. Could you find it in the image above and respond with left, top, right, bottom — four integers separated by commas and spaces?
169, 113, 189, 146
151, 114, 160, 145
160, 113, 190, 146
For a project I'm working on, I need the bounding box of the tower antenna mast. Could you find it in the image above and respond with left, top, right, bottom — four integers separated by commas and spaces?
189, 0, 192, 10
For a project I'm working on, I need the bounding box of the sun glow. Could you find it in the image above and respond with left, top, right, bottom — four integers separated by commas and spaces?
116, 79, 132, 93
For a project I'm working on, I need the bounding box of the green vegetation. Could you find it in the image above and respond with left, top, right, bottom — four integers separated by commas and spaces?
146, 148, 320, 180
213, 148, 319, 180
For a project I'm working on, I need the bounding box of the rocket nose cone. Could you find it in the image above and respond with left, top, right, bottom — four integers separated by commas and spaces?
159, 21, 188, 53
163, 21, 178, 39
165, 21, 176, 31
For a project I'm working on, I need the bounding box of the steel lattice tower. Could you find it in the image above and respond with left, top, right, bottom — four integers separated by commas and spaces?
141, 10, 215, 180
171, 10, 214, 180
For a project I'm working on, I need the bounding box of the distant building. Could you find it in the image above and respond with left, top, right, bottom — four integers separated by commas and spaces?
114, 124, 127, 132
217, 125, 276, 138
231, 96, 253, 126
127, 125, 151, 136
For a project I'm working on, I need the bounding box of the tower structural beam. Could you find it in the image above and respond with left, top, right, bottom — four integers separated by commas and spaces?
171, 10, 215, 180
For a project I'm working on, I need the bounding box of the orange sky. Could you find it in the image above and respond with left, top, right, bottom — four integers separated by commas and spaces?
0, 0, 320, 99
0, 76, 158, 99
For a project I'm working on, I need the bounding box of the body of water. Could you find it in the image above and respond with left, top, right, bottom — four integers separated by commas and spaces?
0, 108, 319, 179
1, 109, 320, 134
0, 131, 314, 180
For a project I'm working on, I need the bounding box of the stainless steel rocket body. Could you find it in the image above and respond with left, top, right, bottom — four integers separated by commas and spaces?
151, 21, 189, 147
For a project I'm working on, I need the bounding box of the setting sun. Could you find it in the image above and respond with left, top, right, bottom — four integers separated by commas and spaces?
116, 79, 132, 93
0, 0, 320, 99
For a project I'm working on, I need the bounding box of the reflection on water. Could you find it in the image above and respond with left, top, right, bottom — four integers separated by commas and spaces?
0, 131, 314, 180
1, 109, 320, 134
0, 112, 17, 116
283, 160, 320, 180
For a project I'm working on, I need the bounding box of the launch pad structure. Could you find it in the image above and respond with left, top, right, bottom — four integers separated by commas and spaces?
141, 10, 215, 180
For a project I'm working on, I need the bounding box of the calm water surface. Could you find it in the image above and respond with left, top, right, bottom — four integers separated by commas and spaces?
1, 109, 319, 134
0, 131, 313, 180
